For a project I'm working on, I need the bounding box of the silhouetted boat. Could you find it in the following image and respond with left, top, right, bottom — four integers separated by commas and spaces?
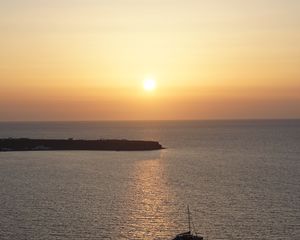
172, 206, 204, 240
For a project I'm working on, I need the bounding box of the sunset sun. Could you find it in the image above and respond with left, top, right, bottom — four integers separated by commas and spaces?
143, 78, 156, 92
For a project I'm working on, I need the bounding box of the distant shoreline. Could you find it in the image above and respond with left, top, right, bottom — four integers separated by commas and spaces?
0, 138, 164, 152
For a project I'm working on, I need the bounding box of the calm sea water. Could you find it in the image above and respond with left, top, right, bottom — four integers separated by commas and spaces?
0, 120, 299, 240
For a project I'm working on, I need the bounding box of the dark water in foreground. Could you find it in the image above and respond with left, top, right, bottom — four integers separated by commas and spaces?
0, 120, 299, 240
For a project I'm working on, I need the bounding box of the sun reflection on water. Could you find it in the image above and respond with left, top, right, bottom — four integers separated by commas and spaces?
121, 158, 175, 240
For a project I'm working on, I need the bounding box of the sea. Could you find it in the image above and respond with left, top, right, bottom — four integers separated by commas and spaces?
0, 120, 299, 240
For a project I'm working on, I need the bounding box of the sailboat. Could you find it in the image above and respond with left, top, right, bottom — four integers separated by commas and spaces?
171, 206, 204, 240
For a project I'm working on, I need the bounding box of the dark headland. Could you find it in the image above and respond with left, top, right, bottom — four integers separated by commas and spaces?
0, 138, 164, 152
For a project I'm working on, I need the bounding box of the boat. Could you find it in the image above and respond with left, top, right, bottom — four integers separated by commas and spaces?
171, 206, 204, 240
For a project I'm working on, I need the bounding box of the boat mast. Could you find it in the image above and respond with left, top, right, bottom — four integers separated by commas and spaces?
187, 205, 191, 233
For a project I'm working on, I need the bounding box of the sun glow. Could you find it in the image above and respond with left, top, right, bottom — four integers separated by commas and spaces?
143, 78, 156, 92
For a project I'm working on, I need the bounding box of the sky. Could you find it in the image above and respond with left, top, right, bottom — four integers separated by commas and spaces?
0, 0, 299, 121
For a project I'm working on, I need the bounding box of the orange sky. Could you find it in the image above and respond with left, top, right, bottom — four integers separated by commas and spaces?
0, 0, 299, 120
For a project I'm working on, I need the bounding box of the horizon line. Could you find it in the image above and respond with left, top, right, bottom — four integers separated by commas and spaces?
0, 118, 299, 123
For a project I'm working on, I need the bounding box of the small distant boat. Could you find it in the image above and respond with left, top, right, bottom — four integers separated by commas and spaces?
171, 206, 204, 240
